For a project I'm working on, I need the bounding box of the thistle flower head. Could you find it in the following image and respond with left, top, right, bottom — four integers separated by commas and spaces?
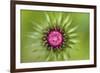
26, 12, 78, 61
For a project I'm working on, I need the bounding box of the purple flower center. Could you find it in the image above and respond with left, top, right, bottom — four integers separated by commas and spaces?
47, 30, 63, 48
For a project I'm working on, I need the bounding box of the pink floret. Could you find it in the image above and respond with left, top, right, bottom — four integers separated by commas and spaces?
47, 30, 63, 48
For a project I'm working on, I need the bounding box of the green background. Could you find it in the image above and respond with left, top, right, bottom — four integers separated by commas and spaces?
20, 10, 90, 63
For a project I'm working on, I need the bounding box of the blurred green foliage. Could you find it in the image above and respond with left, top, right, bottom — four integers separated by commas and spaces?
20, 10, 90, 63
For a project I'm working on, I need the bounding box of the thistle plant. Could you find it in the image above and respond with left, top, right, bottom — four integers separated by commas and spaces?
26, 12, 78, 62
